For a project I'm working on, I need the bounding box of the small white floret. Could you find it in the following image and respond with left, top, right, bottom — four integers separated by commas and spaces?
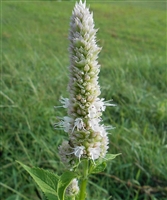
72, 118, 85, 132
54, 96, 70, 109
60, 96, 70, 108
88, 146, 101, 161
88, 118, 101, 131
68, 146, 85, 161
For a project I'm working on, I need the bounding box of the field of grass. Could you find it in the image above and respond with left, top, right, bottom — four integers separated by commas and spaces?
1, 0, 167, 200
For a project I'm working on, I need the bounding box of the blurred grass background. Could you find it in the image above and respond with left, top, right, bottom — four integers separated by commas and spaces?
1, 0, 167, 199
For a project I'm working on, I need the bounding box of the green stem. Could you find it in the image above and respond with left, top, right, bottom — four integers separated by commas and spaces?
79, 160, 89, 200
71, 196, 75, 200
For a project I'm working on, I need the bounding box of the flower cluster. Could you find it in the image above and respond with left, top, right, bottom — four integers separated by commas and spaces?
56, 1, 115, 168
65, 178, 80, 197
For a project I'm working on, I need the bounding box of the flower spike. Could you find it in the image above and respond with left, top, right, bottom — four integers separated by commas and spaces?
57, 1, 114, 168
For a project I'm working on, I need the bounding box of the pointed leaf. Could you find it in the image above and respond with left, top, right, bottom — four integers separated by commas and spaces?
91, 162, 107, 174
95, 153, 121, 165
57, 171, 77, 200
17, 161, 59, 200
89, 153, 121, 174
105, 153, 121, 161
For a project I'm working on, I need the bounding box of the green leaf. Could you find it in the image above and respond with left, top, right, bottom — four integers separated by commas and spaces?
57, 171, 77, 200
105, 153, 121, 161
17, 161, 59, 200
91, 162, 107, 174
90, 153, 121, 174
94, 153, 120, 166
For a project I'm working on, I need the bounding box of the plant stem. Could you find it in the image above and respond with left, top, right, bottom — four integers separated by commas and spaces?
71, 196, 75, 200
79, 160, 89, 200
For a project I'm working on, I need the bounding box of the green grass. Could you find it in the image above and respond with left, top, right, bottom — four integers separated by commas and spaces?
1, 1, 167, 200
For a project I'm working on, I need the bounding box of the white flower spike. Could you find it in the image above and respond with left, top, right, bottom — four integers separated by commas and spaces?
57, 1, 114, 167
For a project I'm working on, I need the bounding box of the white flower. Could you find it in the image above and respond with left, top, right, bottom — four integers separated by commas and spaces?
54, 97, 70, 109
60, 96, 70, 108
66, 178, 80, 197
55, 117, 73, 133
88, 118, 101, 131
69, 146, 85, 160
102, 99, 116, 109
94, 98, 116, 112
62, 117, 73, 132
98, 125, 107, 137
88, 146, 101, 161
88, 105, 97, 118
87, 98, 115, 118
100, 136, 109, 157
72, 118, 85, 132
94, 124, 114, 137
